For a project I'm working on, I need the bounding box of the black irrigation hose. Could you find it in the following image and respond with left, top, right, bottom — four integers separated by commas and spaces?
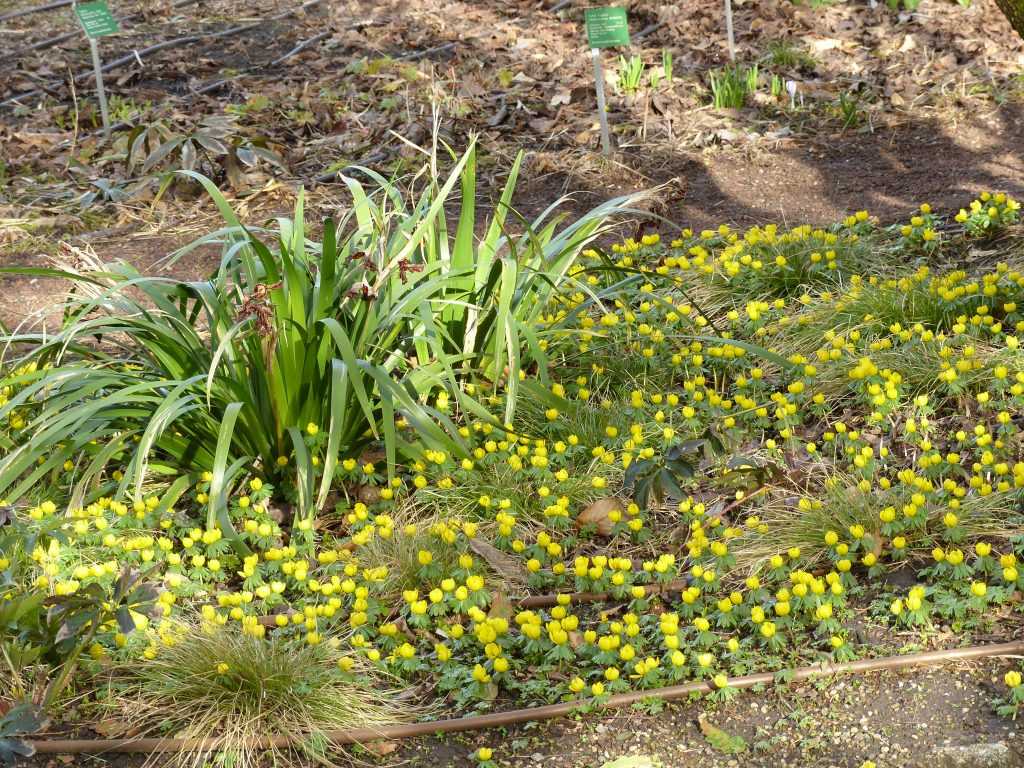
8, 0, 204, 59
634, 21, 665, 41
269, 30, 330, 66
394, 40, 455, 60
192, 21, 371, 95
0, 0, 72, 23
26, 640, 1024, 755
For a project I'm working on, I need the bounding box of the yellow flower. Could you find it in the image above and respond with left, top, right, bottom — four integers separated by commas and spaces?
472, 664, 491, 684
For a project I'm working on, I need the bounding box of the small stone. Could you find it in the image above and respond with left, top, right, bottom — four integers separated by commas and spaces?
930, 742, 1012, 768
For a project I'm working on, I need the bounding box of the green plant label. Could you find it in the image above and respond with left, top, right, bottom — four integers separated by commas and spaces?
74, 1, 119, 38
585, 7, 630, 49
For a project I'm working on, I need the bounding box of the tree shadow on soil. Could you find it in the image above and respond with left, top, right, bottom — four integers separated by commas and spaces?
514, 100, 1024, 233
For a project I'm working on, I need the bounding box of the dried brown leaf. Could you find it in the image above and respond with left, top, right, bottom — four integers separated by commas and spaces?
575, 497, 622, 537
470, 538, 528, 587
364, 740, 399, 756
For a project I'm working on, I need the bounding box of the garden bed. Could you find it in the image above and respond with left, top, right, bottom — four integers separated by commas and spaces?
2, 138, 1024, 767
3, 1, 1024, 766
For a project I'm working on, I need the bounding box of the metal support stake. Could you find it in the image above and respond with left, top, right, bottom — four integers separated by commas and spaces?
89, 36, 110, 139
591, 47, 611, 155
724, 0, 736, 61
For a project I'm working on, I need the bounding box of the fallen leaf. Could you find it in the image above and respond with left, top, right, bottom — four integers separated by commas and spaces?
575, 497, 622, 537
363, 740, 398, 756
480, 681, 499, 701
13, 132, 67, 149
808, 37, 841, 53
549, 87, 572, 107
93, 717, 140, 738
487, 590, 515, 620
528, 117, 554, 133
470, 539, 528, 587
358, 448, 387, 465
355, 484, 381, 504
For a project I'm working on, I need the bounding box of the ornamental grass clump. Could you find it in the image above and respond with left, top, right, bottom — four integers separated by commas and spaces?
107, 623, 404, 768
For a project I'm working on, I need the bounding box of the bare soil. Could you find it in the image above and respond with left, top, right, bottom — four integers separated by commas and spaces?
6, 106, 1024, 330
389, 660, 1024, 768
